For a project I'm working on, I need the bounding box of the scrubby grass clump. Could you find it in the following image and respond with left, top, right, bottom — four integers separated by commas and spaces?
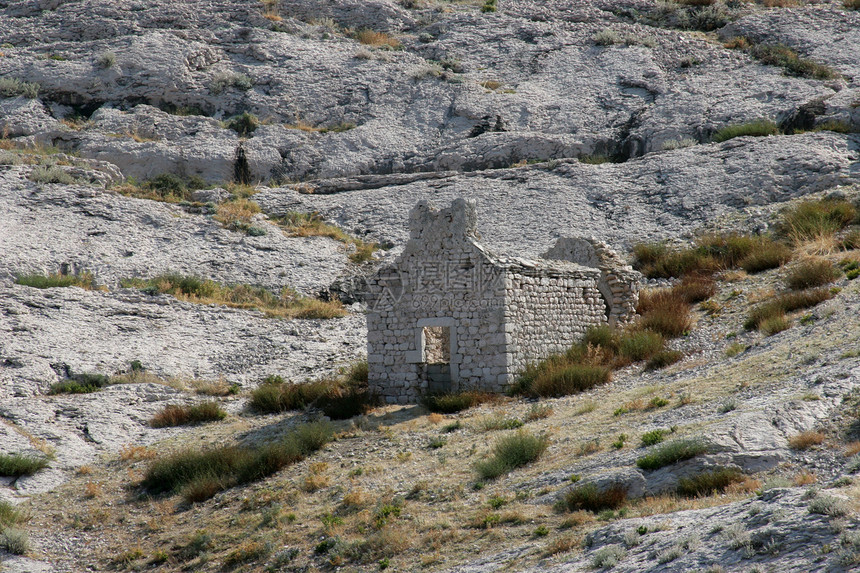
750, 43, 839, 80
677, 468, 745, 497
780, 198, 858, 244
275, 211, 379, 264
112, 173, 204, 203
474, 430, 549, 480
225, 112, 259, 136
560, 483, 628, 513
636, 438, 709, 470
712, 119, 779, 143
744, 287, 834, 331
150, 402, 227, 428
250, 361, 373, 420
0, 77, 39, 98
633, 233, 790, 279
121, 274, 346, 319
0, 453, 50, 477
141, 421, 333, 502
0, 501, 28, 555
636, 289, 693, 338
29, 165, 76, 185
422, 391, 495, 414
15, 271, 97, 290
785, 258, 840, 290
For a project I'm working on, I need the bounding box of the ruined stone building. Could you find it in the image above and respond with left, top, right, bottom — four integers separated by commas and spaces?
365, 199, 640, 404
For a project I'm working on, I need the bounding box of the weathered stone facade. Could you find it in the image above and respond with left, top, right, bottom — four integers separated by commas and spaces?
365, 199, 639, 404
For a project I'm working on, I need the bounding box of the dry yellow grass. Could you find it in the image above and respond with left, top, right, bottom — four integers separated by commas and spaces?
428, 412, 444, 424
794, 470, 817, 486
214, 198, 261, 229
119, 444, 157, 461
845, 441, 860, 457
83, 481, 102, 499
354, 29, 401, 48
788, 430, 826, 450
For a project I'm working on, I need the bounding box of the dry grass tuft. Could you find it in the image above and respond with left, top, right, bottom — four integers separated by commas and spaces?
793, 470, 817, 486
788, 430, 826, 450
845, 441, 860, 457
119, 444, 157, 461
274, 211, 379, 263
121, 274, 346, 319
354, 29, 401, 48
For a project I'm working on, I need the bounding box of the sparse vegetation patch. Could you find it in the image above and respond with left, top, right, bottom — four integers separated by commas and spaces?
141, 421, 334, 502
274, 211, 379, 263
474, 430, 549, 480
121, 274, 346, 319
15, 271, 97, 290
150, 402, 227, 428
0, 452, 50, 477
712, 119, 779, 143
636, 438, 709, 470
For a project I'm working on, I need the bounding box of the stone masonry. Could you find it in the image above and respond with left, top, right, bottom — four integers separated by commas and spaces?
365, 199, 640, 404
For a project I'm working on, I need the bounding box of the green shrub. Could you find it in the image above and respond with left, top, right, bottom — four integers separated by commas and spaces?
781, 199, 857, 241
0, 453, 49, 477
530, 364, 611, 398
808, 495, 850, 517
49, 372, 112, 394
641, 429, 668, 447
560, 483, 628, 513
0, 528, 29, 555
786, 258, 840, 290
617, 330, 664, 362
141, 421, 333, 502
226, 112, 260, 136
636, 438, 709, 470
209, 72, 254, 94
474, 431, 549, 480
0, 77, 39, 98
480, 0, 497, 12
422, 391, 493, 414
97, 51, 116, 68
750, 43, 838, 80
150, 401, 227, 428
15, 271, 96, 290
29, 165, 75, 185
591, 544, 626, 568
645, 349, 683, 370
712, 119, 779, 143
677, 468, 744, 497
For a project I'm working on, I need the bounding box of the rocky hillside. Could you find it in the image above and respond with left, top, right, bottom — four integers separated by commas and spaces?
0, 0, 859, 572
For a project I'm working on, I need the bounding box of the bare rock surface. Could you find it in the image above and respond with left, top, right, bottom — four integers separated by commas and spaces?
1, 0, 860, 571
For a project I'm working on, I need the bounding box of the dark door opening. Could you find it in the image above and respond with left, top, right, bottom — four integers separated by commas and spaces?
423, 326, 451, 393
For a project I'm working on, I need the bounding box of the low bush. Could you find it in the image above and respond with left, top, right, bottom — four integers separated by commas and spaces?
121, 274, 346, 319
641, 429, 668, 447
750, 43, 838, 80
141, 421, 333, 502
530, 364, 612, 398
677, 468, 745, 497
745, 287, 834, 330
49, 372, 112, 394
712, 119, 779, 143
15, 272, 96, 290
225, 112, 259, 136
739, 240, 792, 273
475, 431, 549, 480
0, 501, 25, 528
0, 528, 29, 555
636, 438, 709, 470
150, 402, 226, 428
591, 545, 626, 569
250, 367, 374, 420
785, 258, 840, 290
673, 274, 717, 303
0, 77, 39, 98
645, 349, 683, 370
760, 314, 791, 336
209, 72, 253, 95
808, 495, 850, 517
29, 165, 75, 185
0, 453, 50, 477
617, 330, 664, 362
560, 483, 628, 513
422, 391, 494, 413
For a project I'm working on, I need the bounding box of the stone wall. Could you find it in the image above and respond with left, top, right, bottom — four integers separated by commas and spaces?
367, 200, 619, 403
543, 237, 641, 326
503, 260, 607, 377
